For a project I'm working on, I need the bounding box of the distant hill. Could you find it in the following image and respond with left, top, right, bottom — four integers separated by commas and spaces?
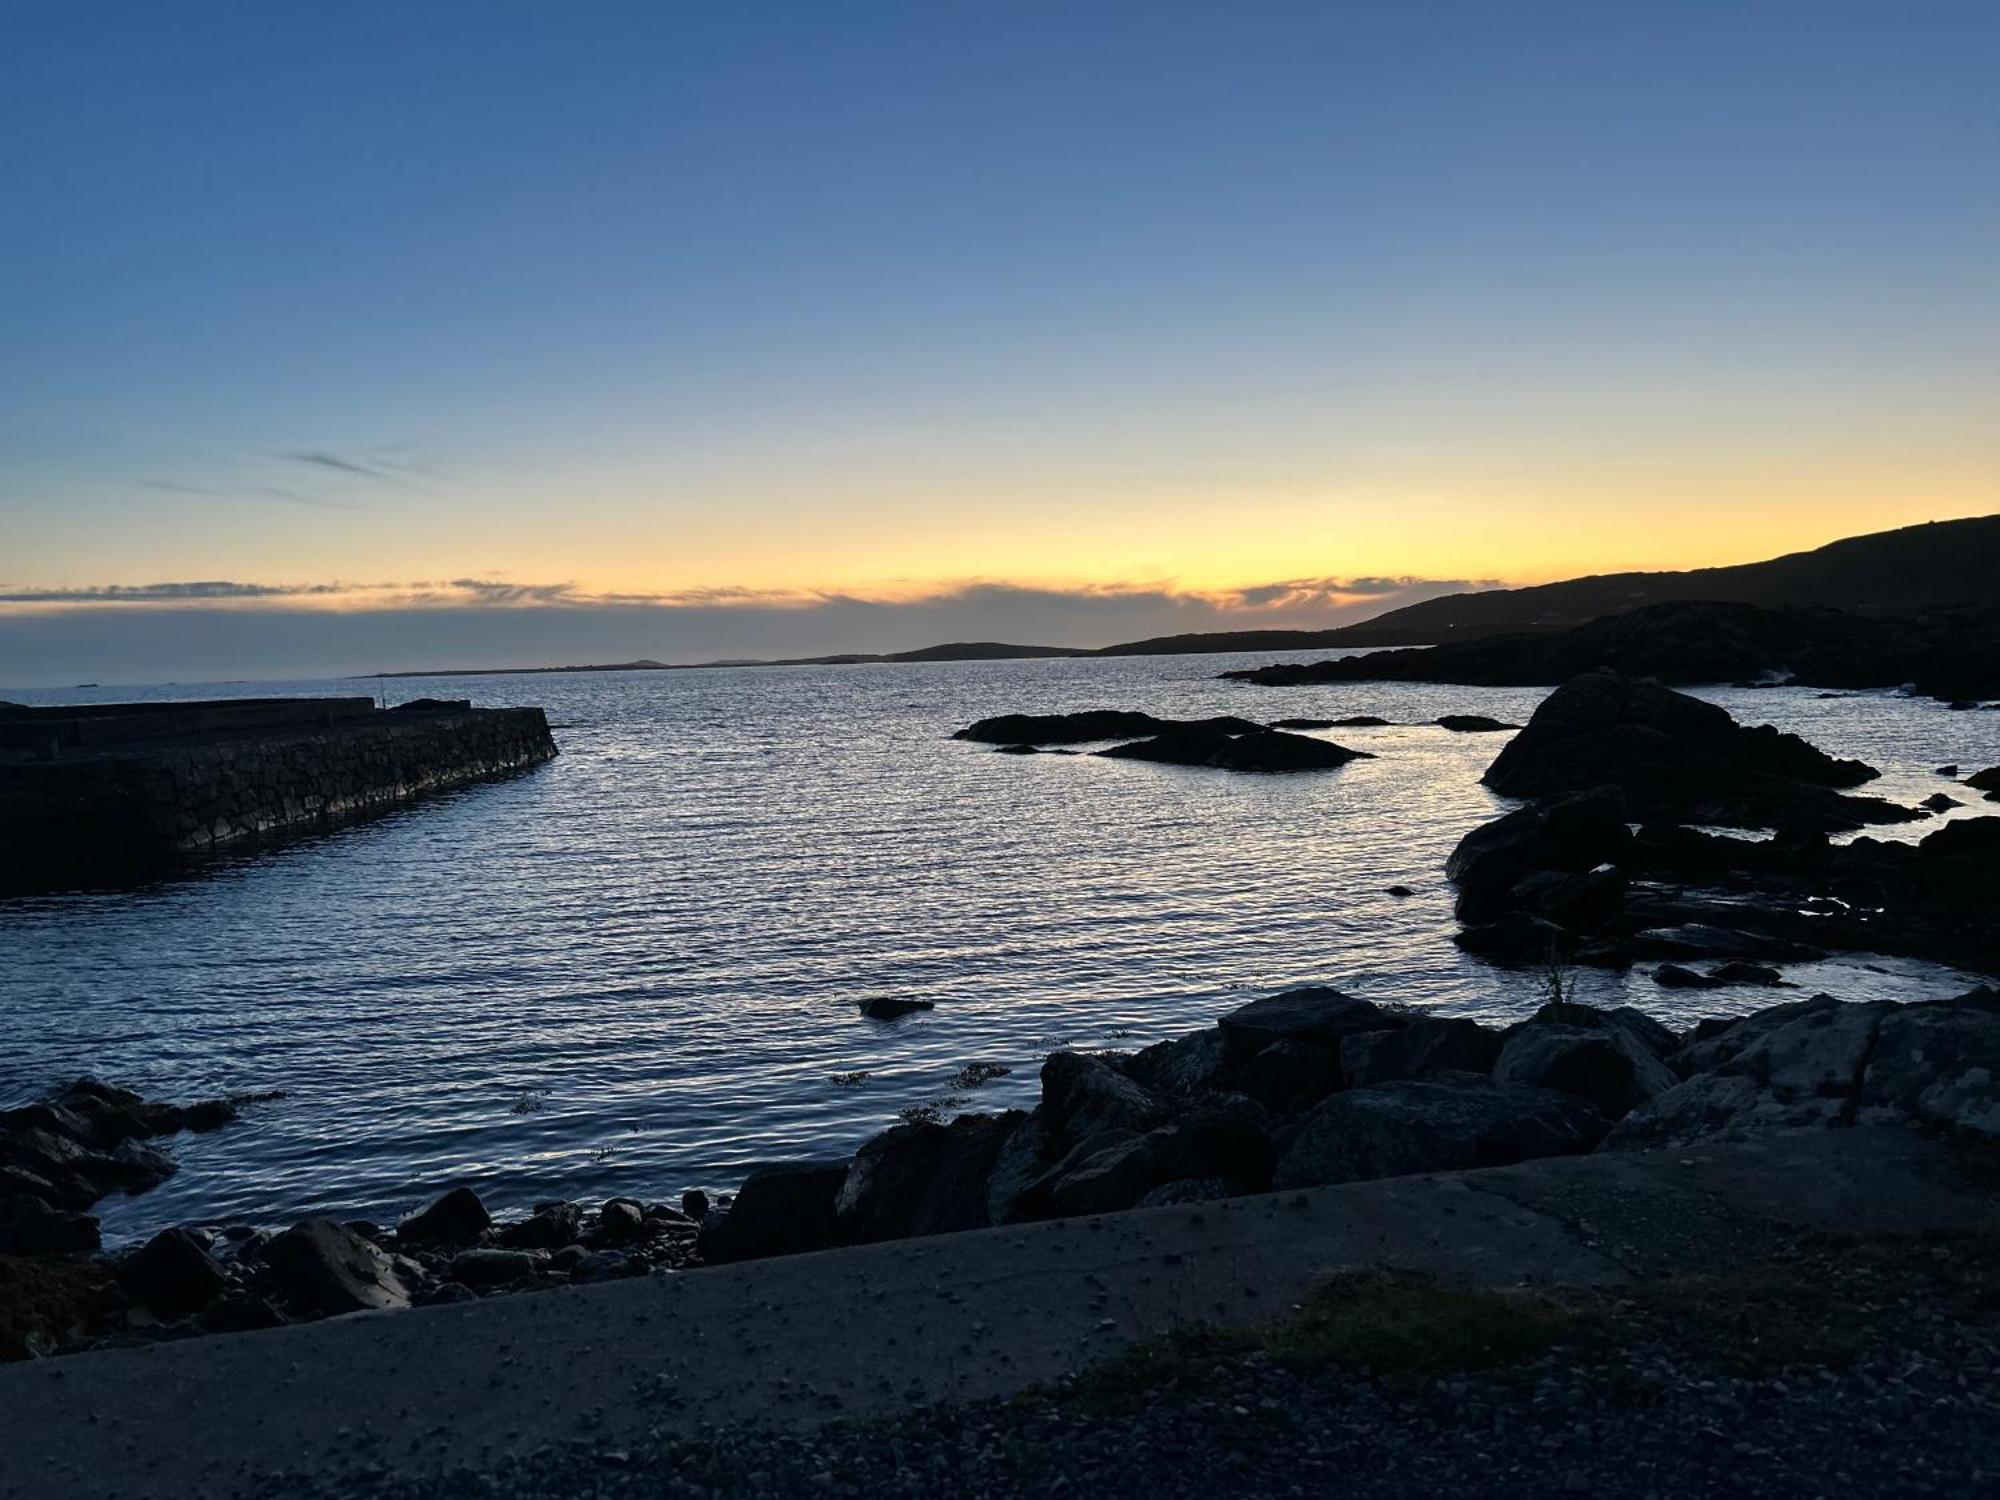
1314, 514, 2000, 645
368, 515, 1998, 679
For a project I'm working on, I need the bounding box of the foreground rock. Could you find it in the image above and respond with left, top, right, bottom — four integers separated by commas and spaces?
699, 979, 2000, 1266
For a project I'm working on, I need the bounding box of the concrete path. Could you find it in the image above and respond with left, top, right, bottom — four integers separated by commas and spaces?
1, 1126, 1991, 1499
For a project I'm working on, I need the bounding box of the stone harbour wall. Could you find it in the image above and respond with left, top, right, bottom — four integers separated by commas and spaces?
0, 705, 557, 895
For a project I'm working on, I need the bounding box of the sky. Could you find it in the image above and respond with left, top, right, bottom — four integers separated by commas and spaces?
2, 1, 1996, 685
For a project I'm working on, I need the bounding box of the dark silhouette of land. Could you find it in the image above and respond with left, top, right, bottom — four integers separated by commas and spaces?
367, 513, 1998, 678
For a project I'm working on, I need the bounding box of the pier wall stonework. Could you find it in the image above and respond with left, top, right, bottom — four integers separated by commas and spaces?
0, 705, 557, 894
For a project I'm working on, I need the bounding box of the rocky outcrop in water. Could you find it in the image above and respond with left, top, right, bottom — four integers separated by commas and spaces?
954, 711, 1261, 745
1097, 724, 1371, 772
1441, 674, 2000, 975
957, 709, 1372, 773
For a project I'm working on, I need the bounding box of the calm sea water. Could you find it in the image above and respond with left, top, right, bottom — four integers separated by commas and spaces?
2, 651, 1992, 1242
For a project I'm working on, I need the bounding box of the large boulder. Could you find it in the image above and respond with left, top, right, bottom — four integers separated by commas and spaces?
1341, 1018, 1503, 1087
1607, 1000, 1889, 1150
263, 1220, 416, 1315
119, 1227, 229, 1316
1445, 788, 1632, 922
0, 1194, 99, 1254
1034, 1106, 1274, 1219
1217, 988, 1405, 1057
1121, 1028, 1231, 1100
1480, 670, 1906, 829
1272, 1078, 1607, 1189
696, 1160, 849, 1264
395, 1186, 492, 1245
1858, 1001, 2000, 1137
1098, 724, 1371, 773
1492, 1022, 1679, 1121
1239, 1039, 1344, 1115
1040, 1054, 1166, 1147
836, 1112, 1023, 1242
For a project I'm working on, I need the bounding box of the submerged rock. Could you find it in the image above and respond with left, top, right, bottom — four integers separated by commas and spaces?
858, 997, 934, 1020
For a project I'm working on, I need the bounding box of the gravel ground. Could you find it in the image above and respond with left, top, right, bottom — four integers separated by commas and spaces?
279, 1238, 2000, 1500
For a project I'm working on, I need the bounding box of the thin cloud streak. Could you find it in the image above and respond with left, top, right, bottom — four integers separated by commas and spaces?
144, 479, 363, 512
275, 450, 399, 483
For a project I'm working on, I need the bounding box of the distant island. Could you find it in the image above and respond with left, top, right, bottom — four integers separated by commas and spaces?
367, 514, 1998, 678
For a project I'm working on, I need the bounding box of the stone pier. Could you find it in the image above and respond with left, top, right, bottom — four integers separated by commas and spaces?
0, 696, 558, 895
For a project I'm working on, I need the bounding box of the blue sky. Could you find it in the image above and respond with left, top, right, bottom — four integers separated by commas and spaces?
2, 2, 1995, 683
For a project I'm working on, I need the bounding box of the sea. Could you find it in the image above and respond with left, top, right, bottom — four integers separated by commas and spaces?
2, 649, 1992, 1243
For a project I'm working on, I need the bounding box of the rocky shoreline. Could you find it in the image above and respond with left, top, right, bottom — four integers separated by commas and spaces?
8, 667, 1997, 1365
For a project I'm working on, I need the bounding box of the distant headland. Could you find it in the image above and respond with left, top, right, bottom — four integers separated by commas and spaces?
366, 514, 1997, 679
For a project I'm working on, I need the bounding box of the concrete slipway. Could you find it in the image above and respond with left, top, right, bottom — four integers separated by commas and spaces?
1, 1126, 1992, 1499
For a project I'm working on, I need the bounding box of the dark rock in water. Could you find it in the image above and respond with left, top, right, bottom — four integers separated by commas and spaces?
1270, 718, 1337, 729
681, 1189, 710, 1221
264, 1219, 415, 1315
1492, 1022, 1678, 1121
1121, 1028, 1231, 1100
1135, 1177, 1232, 1208
1480, 670, 1909, 829
594, 1199, 645, 1244
500, 1202, 582, 1250
836, 1112, 1023, 1242
395, 1186, 491, 1245
1272, 1077, 1606, 1190
1098, 723, 1371, 773
1965, 766, 2000, 798
858, 997, 934, 1020
1340, 1018, 1502, 1088
1710, 961, 1786, 987
1435, 715, 1518, 733
0, 1195, 99, 1254
994, 743, 1039, 755
1041, 1053, 1166, 1147
1919, 792, 1960, 813
697, 1159, 849, 1264
1330, 715, 1395, 727
954, 710, 1260, 745
1502, 866, 1628, 933
1217, 987, 1405, 1056
1239, 1039, 1343, 1115
448, 1248, 543, 1289
1631, 924, 1826, 963
1452, 911, 1575, 964
1935, 765, 1960, 777
1653, 963, 1726, 990
1386, 884, 1414, 897
1446, 788, 1632, 922
118, 1227, 228, 1316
